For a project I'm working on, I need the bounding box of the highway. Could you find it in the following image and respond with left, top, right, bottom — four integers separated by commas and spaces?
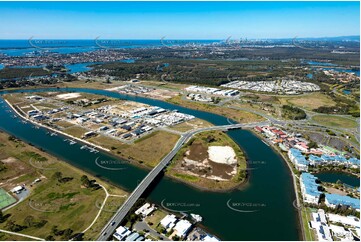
97, 121, 268, 240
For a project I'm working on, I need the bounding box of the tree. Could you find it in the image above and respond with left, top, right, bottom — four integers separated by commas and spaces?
52, 171, 62, 181
23, 215, 35, 227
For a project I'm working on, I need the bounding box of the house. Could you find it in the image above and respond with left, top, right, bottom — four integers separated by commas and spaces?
173, 219, 192, 238
300, 173, 321, 204
113, 226, 131, 241
135, 203, 156, 217
160, 214, 177, 229
125, 232, 140, 241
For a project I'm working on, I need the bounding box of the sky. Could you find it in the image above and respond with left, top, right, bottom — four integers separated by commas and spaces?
0, 1, 360, 39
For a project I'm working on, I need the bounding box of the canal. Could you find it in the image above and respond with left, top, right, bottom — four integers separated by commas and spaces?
0, 88, 300, 240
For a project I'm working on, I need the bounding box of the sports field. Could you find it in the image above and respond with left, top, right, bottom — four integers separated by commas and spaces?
0, 188, 16, 210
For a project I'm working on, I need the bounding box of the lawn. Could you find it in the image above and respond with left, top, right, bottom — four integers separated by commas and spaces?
0, 188, 16, 210
312, 115, 357, 129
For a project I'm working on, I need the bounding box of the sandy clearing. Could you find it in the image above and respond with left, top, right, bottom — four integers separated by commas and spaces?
208, 146, 237, 165
56, 93, 81, 100
1, 157, 18, 163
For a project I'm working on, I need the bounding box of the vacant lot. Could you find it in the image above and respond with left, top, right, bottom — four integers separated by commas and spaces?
167, 131, 247, 191
169, 95, 265, 123
279, 93, 336, 110
312, 115, 357, 129
117, 131, 180, 167
170, 118, 212, 132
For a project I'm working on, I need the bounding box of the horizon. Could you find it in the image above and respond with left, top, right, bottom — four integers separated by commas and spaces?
0, 35, 360, 40
0, 1, 359, 39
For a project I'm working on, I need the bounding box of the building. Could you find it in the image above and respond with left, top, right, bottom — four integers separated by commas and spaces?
327, 213, 360, 228
160, 214, 177, 229
309, 209, 332, 241
288, 148, 309, 171
113, 226, 131, 241
324, 194, 360, 211
135, 203, 156, 217
300, 173, 321, 204
125, 232, 140, 241
308, 155, 324, 166
173, 219, 192, 238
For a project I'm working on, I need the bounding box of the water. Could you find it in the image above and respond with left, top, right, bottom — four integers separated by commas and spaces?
314, 172, 359, 188
307, 61, 360, 77
65, 62, 98, 74
307, 61, 337, 66
0, 88, 300, 240
343, 90, 351, 95
0, 39, 221, 57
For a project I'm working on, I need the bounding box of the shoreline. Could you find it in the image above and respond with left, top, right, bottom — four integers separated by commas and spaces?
2, 87, 302, 240
4, 95, 249, 194
250, 129, 305, 241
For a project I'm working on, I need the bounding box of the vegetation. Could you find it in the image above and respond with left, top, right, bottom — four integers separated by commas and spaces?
0, 131, 127, 240
281, 105, 306, 120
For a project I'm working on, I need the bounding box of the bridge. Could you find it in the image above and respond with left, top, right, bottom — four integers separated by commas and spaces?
97, 121, 269, 240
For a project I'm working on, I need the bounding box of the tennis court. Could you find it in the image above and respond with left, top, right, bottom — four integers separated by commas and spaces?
0, 188, 16, 210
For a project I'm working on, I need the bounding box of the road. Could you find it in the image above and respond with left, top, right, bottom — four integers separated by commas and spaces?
97, 121, 268, 241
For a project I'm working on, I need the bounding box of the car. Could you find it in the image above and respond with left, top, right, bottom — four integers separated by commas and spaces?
103, 232, 107, 236
111, 221, 116, 226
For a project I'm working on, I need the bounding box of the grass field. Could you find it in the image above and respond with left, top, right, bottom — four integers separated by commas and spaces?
279, 93, 336, 110
0, 131, 127, 240
312, 115, 357, 129
0, 188, 16, 210
117, 131, 180, 167
169, 95, 265, 123
170, 118, 212, 132
63, 125, 90, 138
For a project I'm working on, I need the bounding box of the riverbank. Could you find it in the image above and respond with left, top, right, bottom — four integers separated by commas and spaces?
0, 129, 127, 241
167, 130, 248, 192
4, 92, 251, 193
250, 128, 307, 241
0, 87, 301, 240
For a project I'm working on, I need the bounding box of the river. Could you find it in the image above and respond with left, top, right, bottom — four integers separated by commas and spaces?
0, 88, 300, 240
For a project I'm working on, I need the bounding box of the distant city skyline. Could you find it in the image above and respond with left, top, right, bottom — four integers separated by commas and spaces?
1, 1, 359, 39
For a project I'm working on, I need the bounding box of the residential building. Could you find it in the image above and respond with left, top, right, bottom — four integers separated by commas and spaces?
300, 173, 321, 204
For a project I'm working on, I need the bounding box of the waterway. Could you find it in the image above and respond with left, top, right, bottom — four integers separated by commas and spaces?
314, 172, 360, 188
0, 88, 300, 240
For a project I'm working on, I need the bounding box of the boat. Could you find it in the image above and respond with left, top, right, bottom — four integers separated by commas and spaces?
50, 132, 58, 136
190, 213, 203, 223
69, 140, 77, 145
80, 145, 88, 150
